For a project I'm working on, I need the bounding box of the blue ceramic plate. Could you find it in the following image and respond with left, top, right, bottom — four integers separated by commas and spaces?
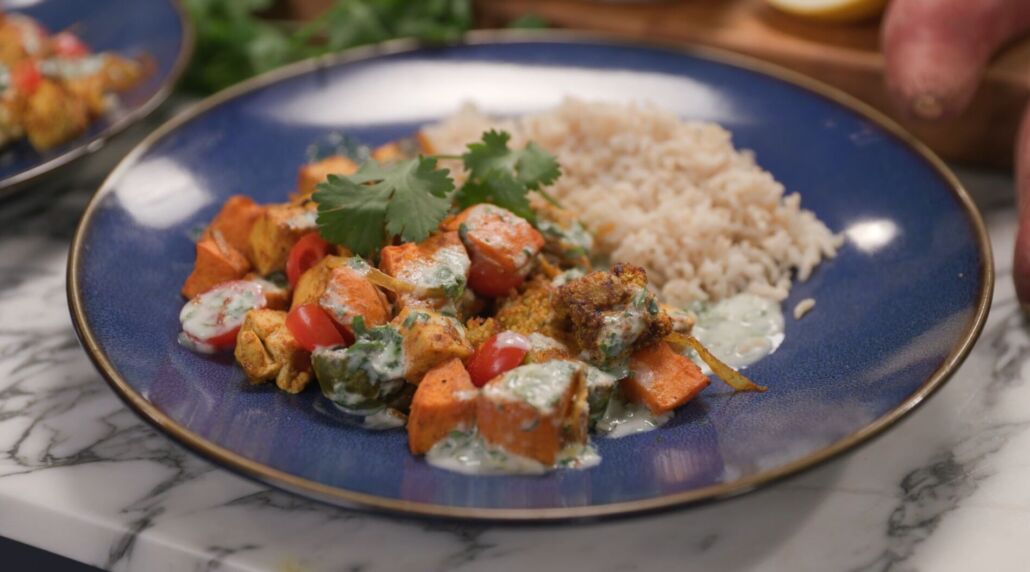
0, 0, 192, 197
69, 33, 992, 521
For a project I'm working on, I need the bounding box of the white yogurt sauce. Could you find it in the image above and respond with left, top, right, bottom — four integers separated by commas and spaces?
426, 430, 600, 475
595, 394, 671, 438
482, 360, 578, 413
494, 331, 532, 352
178, 281, 266, 350
285, 209, 318, 231
688, 293, 784, 371
38, 55, 105, 79
362, 408, 407, 430
397, 245, 470, 299
527, 333, 568, 353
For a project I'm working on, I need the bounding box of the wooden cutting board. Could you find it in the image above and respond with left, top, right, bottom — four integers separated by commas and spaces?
477, 0, 1030, 169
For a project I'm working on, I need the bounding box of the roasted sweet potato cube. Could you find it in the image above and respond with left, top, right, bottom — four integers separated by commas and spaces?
322, 265, 391, 332
203, 195, 265, 258
297, 155, 357, 198
444, 204, 544, 276
624, 342, 709, 414
181, 237, 251, 299
407, 359, 478, 454
477, 360, 588, 465
234, 309, 313, 393
394, 308, 473, 384
293, 256, 391, 334
379, 231, 469, 311
249, 203, 316, 275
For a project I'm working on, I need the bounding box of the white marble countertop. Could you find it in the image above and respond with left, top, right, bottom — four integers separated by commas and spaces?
0, 121, 1024, 571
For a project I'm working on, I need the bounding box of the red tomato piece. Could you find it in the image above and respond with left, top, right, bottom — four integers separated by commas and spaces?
11, 61, 42, 95
179, 280, 266, 351
286, 303, 346, 352
466, 332, 531, 387
53, 32, 90, 58
286, 232, 331, 288
467, 255, 525, 298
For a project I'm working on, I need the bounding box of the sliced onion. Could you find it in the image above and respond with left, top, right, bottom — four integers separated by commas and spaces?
666, 332, 767, 393
364, 266, 447, 298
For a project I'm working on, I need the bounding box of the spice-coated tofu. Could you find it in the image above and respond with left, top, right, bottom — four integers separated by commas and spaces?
181, 237, 251, 299
407, 359, 478, 454
234, 309, 312, 393
477, 360, 588, 465
623, 342, 709, 414
248, 203, 317, 275
379, 231, 469, 311
296, 155, 357, 198
393, 307, 474, 384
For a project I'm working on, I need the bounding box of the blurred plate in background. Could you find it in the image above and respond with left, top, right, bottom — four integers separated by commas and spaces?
0, 0, 192, 199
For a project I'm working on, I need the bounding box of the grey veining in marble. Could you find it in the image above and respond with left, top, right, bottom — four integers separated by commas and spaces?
0, 126, 1025, 571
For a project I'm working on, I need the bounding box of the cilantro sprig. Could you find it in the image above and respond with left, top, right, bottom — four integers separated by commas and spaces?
313, 130, 561, 257
455, 130, 561, 222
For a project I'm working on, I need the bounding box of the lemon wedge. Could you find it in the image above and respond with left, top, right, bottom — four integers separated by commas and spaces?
767, 0, 888, 23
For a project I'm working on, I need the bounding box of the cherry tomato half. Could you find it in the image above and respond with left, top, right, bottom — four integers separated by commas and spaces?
466, 332, 531, 387
179, 280, 267, 351
467, 255, 525, 298
11, 61, 42, 95
286, 232, 331, 288
286, 303, 347, 352
52, 32, 89, 58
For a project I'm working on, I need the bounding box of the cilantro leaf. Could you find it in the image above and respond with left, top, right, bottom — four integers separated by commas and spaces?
313, 157, 453, 257
455, 176, 535, 222
462, 130, 518, 180
313, 174, 390, 258
383, 158, 453, 243
456, 130, 561, 222
516, 142, 560, 190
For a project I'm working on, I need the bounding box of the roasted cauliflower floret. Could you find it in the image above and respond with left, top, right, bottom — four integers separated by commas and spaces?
554, 263, 671, 367
494, 277, 563, 340
464, 317, 500, 349
234, 309, 312, 393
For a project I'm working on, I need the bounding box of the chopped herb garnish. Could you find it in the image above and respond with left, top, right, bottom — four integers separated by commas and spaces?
312, 130, 561, 256
313, 157, 454, 257
455, 130, 560, 222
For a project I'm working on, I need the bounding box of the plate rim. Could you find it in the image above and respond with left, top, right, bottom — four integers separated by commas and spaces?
66, 30, 995, 521
0, 0, 195, 198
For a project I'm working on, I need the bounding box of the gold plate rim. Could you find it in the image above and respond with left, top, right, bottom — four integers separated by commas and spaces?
67, 30, 994, 522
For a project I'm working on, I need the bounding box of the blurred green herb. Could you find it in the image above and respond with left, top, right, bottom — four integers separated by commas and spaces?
182, 0, 475, 93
